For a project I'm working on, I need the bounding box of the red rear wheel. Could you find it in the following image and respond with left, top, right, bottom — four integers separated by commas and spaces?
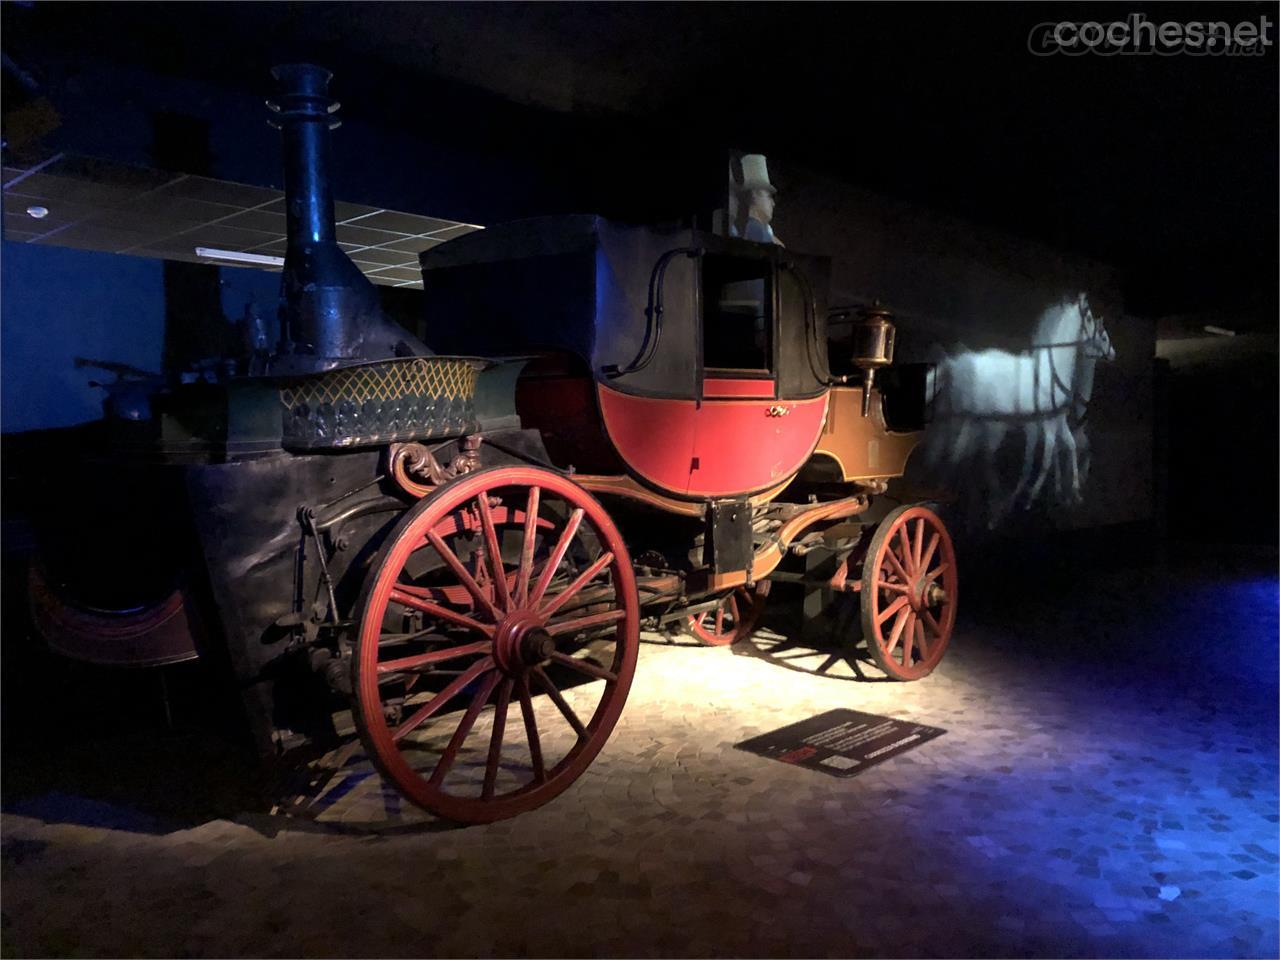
860, 504, 957, 681
353, 466, 639, 823
687, 583, 770, 646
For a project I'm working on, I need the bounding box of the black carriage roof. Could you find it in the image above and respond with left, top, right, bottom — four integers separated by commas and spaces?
419, 214, 605, 269
419, 215, 831, 400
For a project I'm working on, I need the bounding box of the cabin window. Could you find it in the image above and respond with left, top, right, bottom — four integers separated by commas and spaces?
701, 255, 772, 374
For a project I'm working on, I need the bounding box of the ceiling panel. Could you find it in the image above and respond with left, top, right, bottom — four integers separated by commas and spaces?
219, 209, 289, 234
349, 247, 418, 268
373, 234, 446, 255
346, 210, 457, 235
364, 266, 423, 283
1, 152, 484, 290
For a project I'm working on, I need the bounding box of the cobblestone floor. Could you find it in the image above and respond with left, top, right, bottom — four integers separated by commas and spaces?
2, 549, 1277, 957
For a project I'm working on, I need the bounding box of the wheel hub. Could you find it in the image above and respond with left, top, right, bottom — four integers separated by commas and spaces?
924, 581, 947, 607
906, 576, 948, 610
493, 611, 554, 674
522, 629, 556, 664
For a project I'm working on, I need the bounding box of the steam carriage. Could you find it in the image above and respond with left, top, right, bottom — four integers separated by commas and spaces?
26, 66, 957, 823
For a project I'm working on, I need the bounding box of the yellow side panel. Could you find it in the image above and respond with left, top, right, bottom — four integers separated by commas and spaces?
813, 386, 921, 481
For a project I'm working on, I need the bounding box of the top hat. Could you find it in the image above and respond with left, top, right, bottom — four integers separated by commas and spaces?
739, 153, 777, 195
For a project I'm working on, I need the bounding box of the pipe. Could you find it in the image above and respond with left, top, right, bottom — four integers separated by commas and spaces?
603, 245, 703, 378
267, 64, 430, 373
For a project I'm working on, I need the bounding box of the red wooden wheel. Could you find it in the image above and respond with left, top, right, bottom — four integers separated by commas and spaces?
687, 583, 770, 646
27, 560, 199, 667
352, 465, 640, 823
860, 504, 957, 681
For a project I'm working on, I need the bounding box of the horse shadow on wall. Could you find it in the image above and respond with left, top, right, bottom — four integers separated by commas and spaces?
918, 293, 1116, 530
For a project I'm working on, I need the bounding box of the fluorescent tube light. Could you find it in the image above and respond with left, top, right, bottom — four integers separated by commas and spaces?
195, 247, 285, 267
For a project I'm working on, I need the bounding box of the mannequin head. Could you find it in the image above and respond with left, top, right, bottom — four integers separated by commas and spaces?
747, 187, 775, 226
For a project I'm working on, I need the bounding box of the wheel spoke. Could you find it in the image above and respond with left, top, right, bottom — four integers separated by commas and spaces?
427, 670, 501, 787
919, 532, 940, 575
529, 508, 585, 608
514, 486, 541, 607
548, 650, 618, 683
425, 531, 503, 622
546, 607, 627, 637
923, 562, 950, 585
921, 607, 944, 638
884, 546, 912, 585
876, 594, 910, 626
532, 666, 587, 740
391, 583, 436, 601
876, 579, 911, 596
476, 495, 512, 613
715, 605, 725, 635
914, 617, 929, 658
389, 589, 494, 637
885, 607, 910, 655
896, 525, 915, 574
539, 551, 614, 619
392, 657, 494, 742
901, 612, 916, 664
516, 674, 545, 783
912, 519, 924, 571
482, 678, 513, 799
377, 639, 491, 675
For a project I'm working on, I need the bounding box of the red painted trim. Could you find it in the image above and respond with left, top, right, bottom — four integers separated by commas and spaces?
702, 377, 776, 399
597, 384, 829, 499
686, 393, 829, 497
597, 389, 697, 496
27, 563, 199, 667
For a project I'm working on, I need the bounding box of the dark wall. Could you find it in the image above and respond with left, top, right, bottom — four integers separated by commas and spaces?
0, 242, 279, 432
774, 164, 1156, 535
0, 243, 164, 432
1157, 334, 1280, 544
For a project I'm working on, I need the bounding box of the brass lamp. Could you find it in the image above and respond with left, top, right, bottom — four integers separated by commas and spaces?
850, 302, 896, 416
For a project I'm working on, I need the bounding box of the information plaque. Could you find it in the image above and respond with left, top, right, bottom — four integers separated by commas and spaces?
735, 709, 945, 778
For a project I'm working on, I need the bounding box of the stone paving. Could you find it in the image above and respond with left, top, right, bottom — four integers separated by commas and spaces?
2, 551, 1277, 957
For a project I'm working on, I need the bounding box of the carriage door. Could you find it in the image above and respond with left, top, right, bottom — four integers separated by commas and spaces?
689, 256, 778, 497
689, 254, 829, 498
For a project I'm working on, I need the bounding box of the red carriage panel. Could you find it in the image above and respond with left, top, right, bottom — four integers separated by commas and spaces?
597, 382, 829, 498
701, 377, 776, 399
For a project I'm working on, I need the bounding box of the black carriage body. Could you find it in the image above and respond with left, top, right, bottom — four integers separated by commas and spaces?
419, 216, 833, 403
54, 364, 539, 754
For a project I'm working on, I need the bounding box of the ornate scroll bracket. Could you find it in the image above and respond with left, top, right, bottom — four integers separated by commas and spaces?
388, 436, 483, 498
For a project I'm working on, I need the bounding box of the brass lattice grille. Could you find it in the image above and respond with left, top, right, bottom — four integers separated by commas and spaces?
278, 358, 477, 409
278, 357, 481, 449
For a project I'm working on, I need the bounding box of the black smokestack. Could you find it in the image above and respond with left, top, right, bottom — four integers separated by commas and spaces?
267, 64, 429, 373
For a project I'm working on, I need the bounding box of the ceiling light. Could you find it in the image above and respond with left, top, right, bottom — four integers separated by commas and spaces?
26, 205, 48, 219
1203, 325, 1235, 337
195, 247, 285, 267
